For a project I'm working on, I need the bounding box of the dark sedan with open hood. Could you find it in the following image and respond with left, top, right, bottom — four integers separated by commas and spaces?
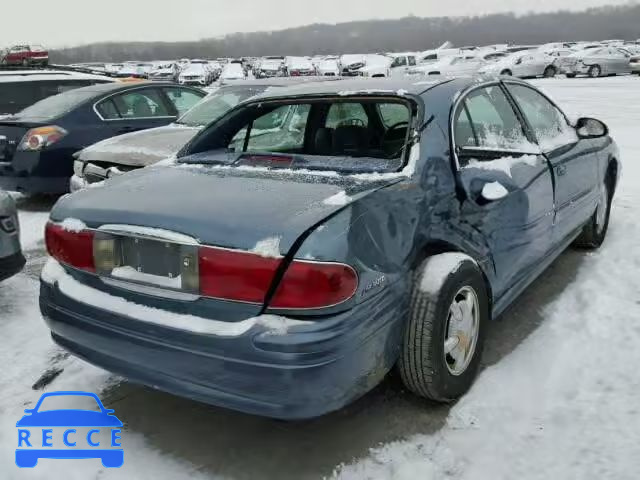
40, 77, 619, 419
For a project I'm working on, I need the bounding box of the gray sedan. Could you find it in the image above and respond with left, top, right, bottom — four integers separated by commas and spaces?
564, 47, 631, 78
0, 190, 24, 281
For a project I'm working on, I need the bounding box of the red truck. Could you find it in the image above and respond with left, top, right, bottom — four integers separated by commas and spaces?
1, 45, 49, 67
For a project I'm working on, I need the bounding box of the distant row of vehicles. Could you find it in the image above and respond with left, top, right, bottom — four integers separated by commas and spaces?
251, 41, 640, 80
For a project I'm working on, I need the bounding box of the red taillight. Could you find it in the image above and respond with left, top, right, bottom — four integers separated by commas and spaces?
198, 245, 358, 309
199, 247, 282, 304
45, 222, 95, 272
270, 260, 358, 309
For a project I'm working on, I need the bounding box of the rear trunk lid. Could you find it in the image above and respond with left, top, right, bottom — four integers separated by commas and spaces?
49, 164, 396, 320
51, 164, 392, 253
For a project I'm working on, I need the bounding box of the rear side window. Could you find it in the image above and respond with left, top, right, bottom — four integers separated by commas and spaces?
455, 85, 528, 151
100, 88, 172, 119
378, 103, 410, 128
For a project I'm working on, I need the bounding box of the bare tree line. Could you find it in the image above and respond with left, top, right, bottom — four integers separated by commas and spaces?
51, 4, 640, 63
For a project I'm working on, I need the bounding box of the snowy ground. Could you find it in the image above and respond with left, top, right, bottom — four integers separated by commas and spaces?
1, 76, 639, 479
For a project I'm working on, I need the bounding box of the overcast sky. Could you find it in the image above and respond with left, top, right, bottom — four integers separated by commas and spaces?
1, 0, 633, 47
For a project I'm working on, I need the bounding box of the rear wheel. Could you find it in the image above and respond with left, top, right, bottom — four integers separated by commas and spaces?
399, 254, 488, 402
574, 179, 612, 249
543, 65, 557, 78
588, 65, 602, 78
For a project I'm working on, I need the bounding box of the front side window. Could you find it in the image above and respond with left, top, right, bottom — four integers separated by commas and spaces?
506, 84, 577, 150
163, 88, 205, 117
456, 85, 529, 150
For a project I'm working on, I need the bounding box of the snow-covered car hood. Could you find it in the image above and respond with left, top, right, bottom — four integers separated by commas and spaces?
77, 124, 200, 167
287, 60, 314, 70
318, 61, 339, 71
181, 65, 208, 77
260, 62, 282, 71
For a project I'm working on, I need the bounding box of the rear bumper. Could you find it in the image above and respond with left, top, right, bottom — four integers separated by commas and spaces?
0, 251, 25, 281
0, 175, 69, 194
0, 150, 71, 194
39, 278, 405, 419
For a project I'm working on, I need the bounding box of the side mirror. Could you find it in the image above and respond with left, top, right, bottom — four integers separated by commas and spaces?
576, 117, 608, 139
515, 58, 523, 65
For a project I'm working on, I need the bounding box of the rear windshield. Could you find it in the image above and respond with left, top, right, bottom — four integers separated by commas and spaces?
11, 86, 100, 120
183, 97, 414, 173
177, 87, 268, 127
0, 80, 107, 115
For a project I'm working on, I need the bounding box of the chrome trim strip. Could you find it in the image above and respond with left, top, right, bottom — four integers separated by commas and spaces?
101, 277, 200, 302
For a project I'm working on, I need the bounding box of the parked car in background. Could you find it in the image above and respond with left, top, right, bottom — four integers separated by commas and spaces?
545, 48, 577, 74
563, 47, 631, 78
0, 82, 205, 194
418, 48, 462, 65
219, 63, 246, 81
179, 62, 213, 86
1, 45, 49, 67
339, 54, 367, 76
0, 70, 114, 116
357, 54, 392, 77
408, 54, 490, 77
284, 57, 316, 76
386, 53, 418, 76
479, 51, 558, 78
113, 62, 153, 79
255, 57, 285, 78
631, 55, 640, 75
40, 76, 619, 420
72, 80, 300, 190
316, 57, 340, 76
0, 189, 24, 281
149, 62, 180, 82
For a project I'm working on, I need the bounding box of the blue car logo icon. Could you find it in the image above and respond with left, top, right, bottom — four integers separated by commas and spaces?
16, 391, 123, 468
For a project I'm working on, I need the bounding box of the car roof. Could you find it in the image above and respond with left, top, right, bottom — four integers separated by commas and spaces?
62, 80, 198, 95
219, 77, 342, 88
0, 70, 114, 83
248, 77, 453, 101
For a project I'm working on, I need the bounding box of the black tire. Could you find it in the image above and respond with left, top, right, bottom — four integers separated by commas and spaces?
588, 65, 602, 78
500, 69, 513, 76
543, 65, 557, 78
399, 254, 488, 402
574, 179, 613, 249
566, 73, 577, 78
